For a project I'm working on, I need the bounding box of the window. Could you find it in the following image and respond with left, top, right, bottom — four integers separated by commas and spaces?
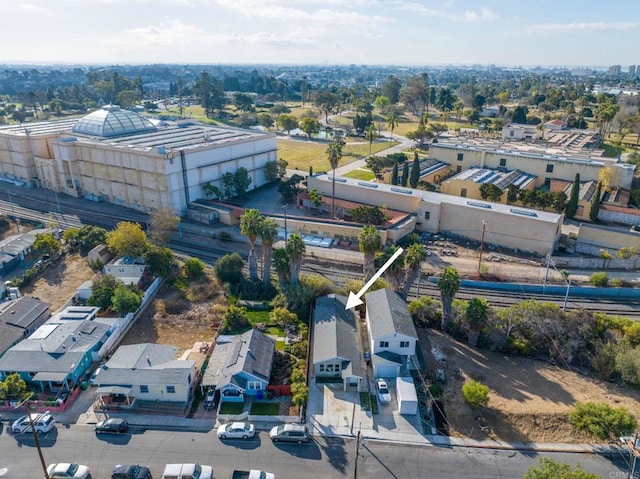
509, 130, 515, 137
400, 341, 410, 348
546, 164, 554, 173
544, 178, 551, 187
456, 165, 462, 173
166, 385, 175, 393
460, 188, 467, 198
140, 385, 149, 393
424, 211, 430, 220
379, 340, 389, 348
499, 158, 506, 167
456, 153, 464, 161
247, 381, 262, 390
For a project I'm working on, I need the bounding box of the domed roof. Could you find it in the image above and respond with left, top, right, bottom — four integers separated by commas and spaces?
73, 105, 157, 138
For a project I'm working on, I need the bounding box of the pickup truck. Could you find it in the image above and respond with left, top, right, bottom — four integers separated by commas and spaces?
162, 464, 213, 479
231, 470, 275, 479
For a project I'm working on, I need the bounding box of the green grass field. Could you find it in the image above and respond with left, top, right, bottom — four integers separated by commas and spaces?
219, 402, 244, 414
277, 137, 398, 171
343, 169, 376, 180
250, 402, 280, 415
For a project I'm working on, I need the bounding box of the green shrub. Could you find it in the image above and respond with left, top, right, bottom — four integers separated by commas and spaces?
615, 347, 640, 385
589, 272, 608, 287
610, 278, 624, 288
524, 457, 599, 479
183, 257, 205, 279
461, 379, 489, 408
569, 401, 636, 440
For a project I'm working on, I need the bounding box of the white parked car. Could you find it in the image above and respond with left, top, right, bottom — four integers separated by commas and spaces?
162, 464, 213, 479
376, 378, 391, 404
47, 463, 91, 479
217, 421, 255, 440
12, 411, 55, 434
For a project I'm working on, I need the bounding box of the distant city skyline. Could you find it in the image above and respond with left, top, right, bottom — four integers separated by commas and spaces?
2, 0, 639, 67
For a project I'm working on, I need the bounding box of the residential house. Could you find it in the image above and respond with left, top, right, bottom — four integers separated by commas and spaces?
0, 297, 50, 358
312, 294, 363, 391
364, 289, 418, 378
200, 329, 275, 403
0, 306, 108, 392
94, 343, 196, 406
88, 244, 113, 266
103, 256, 148, 287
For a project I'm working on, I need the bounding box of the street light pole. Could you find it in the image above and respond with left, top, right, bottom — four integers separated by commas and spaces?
16, 394, 49, 479
7, 191, 14, 212
54, 190, 61, 214
282, 205, 288, 242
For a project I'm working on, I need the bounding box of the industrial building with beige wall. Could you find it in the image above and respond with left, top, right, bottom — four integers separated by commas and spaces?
0, 105, 277, 214
307, 174, 563, 255
429, 138, 635, 190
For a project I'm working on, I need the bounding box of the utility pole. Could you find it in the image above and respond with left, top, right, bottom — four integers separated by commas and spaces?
353, 429, 361, 479
16, 394, 49, 479
477, 220, 487, 276
282, 204, 288, 242
624, 433, 640, 478
562, 278, 572, 312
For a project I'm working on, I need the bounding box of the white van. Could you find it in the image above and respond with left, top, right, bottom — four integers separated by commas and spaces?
89, 366, 102, 386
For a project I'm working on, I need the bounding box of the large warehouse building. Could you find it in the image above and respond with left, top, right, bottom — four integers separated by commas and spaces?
307, 174, 563, 255
0, 105, 277, 214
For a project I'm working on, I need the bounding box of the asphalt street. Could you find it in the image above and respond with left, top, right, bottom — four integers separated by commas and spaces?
0, 424, 628, 479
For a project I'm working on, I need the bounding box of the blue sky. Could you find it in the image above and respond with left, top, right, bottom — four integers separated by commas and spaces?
2, 0, 639, 67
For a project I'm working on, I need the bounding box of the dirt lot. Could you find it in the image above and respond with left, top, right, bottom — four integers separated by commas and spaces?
425, 328, 640, 443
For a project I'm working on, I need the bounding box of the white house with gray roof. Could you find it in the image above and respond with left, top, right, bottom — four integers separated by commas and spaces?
364, 289, 418, 378
95, 343, 195, 404
201, 329, 275, 403
312, 294, 363, 392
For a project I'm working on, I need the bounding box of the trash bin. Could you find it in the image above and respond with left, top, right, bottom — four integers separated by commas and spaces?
80, 381, 88, 390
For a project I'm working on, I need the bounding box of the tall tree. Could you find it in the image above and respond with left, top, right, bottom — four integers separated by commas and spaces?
402, 242, 427, 298
299, 117, 320, 138
314, 91, 339, 123
358, 225, 382, 283
365, 124, 378, 155
377, 246, 405, 293
465, 298, 489, 347
438, 266, 460, 332
327, 140, 344, 218
401, 161, 409, 187
381, 75, 402, 104
391, 161, 399, 185
565, 173, 580, 219
278, 114, 298, 135
240, 209, 263, 281
286, 233, 306, 285
272, 248, 290, 287
410, 153, 421, 188
590, 182, 602, 222
148, 207, 179, 246
387, 113, 399, 144
107, 222, 149, 258
259, 217, 278, 290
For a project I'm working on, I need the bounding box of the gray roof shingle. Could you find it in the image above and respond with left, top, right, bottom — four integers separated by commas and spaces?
312, 295, 362, 378
364, 289, 417, 340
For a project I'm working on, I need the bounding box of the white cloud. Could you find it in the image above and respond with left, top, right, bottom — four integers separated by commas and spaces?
525, 21, 637, 33
463, 7, 497, 23
16, 2, 61, 16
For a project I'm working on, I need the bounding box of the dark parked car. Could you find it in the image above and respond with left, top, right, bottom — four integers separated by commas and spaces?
95, 418, 128, 434
111, 465, 152, 479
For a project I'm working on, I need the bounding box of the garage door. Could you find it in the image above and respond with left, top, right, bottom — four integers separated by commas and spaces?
374, 363, 399, 378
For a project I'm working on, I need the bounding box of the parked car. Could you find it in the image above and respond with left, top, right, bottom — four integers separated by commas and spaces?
203, 389, 216, 410
95, 418, 129, 434
269, 424, 310, 443
111, 465, 153, 479
89, 367, 103, 386
12, 411, 55, 434
232, 470, 275, 479
47, 463, 91, 479
376, 378, 391, 404
217, 421, 255, 440
161, 464, 213, 479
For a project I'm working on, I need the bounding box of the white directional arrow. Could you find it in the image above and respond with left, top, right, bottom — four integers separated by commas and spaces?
345, 247, 404, 310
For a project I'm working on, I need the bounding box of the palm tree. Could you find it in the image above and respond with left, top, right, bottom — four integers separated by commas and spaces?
376, 246, 404, 293
272, 248, 290, 288
286, 233, 306, 285
259, 217, 278, 290
239, 208, 263, 281
387, 114, 398, 145
327, 140, 344, 218
358, 225, 382, 282
402, 243, 427, 298
465, 298, 489, 347
365, 124, 378, 155
438, 266, 460, 332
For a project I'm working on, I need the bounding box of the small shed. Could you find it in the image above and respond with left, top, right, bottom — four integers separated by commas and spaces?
76, 280, 94, 301
396, 376, 418, 415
